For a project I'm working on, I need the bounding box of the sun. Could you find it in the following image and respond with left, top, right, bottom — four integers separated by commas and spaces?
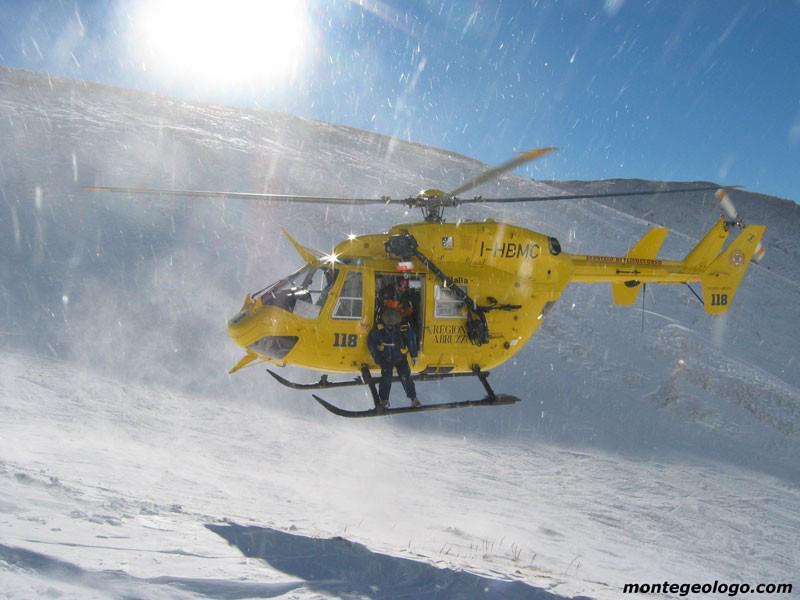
136, 0, 310, 88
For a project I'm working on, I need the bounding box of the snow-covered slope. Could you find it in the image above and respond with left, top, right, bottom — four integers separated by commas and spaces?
2, 353, 797, 599
1, 67, 799, 597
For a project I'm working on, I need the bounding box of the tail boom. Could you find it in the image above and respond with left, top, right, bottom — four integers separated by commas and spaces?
568, 221, 765, 314
570, 256, 698, 285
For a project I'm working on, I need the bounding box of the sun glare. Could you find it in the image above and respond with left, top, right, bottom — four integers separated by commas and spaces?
137, 0, 310, 88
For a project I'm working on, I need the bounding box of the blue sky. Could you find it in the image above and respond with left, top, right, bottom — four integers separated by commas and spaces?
1, 0, 799, 200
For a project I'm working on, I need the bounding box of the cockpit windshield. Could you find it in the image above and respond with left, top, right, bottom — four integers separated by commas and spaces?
255, 264, 339, 319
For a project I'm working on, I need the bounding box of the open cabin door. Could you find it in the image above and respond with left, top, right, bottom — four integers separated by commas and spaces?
374, 272, 425, 352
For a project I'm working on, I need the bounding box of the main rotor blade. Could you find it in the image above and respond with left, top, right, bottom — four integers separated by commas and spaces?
83, 186, 406, 205
443, 147, 557, 199
457, 184, 740, 205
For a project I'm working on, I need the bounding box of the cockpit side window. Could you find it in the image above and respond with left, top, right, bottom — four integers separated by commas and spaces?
258, 264, 338, 319
333, 271, 363, 319
306, 266, 338, 306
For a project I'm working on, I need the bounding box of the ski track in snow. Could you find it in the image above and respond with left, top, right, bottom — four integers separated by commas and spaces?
1, 67, 800, 598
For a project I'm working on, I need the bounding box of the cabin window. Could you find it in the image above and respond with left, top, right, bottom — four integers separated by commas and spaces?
434, 284, 466, 319
333, 271, 363, 319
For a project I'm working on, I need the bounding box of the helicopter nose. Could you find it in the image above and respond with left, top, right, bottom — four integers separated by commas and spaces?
228, 309, 253, 334
247, 335, 298, 360
228, 310, 248, 327
227, 306, 298, 360
227, 307, 262, 347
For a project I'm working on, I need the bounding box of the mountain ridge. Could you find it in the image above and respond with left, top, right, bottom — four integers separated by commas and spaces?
2, 63, 799, 600
1, 65, 798, 478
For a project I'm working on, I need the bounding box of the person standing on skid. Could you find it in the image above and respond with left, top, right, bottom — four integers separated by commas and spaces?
367, 308, 420, 408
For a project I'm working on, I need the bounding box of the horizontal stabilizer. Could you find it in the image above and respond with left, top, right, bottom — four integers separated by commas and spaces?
627, 226, 669, 259
612, 227, 668, 305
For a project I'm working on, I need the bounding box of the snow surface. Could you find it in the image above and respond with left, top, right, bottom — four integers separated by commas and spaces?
1, 67, 799, 598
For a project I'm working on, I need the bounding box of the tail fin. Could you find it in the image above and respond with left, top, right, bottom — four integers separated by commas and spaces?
612, 227, 668, 305
700, 225, 766, 314
684, 218, 730, 270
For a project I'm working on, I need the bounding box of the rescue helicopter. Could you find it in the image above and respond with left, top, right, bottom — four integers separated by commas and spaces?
87, 147, 766, 417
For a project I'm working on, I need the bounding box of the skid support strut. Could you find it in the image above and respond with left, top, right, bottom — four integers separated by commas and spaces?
473, 365, 498, 402
360, 365, 383, 410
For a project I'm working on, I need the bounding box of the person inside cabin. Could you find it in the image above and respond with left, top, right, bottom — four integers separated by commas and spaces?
380, 276, 412, 316
367, 308, 420, 408
378, 275, 415, 322
376, 278, 395, 318
395, 276, 416, 316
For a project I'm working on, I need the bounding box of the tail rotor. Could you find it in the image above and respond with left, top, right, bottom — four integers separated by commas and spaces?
716, 189, 766, 263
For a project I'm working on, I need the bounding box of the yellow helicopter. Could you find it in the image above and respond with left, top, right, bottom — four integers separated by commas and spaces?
87, 147, 766, 417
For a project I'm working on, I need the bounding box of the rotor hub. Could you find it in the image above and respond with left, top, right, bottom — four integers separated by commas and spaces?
419, 188, 446, 198
413, 189, 455, 222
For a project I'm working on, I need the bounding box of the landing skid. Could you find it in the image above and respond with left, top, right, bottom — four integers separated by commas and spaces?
271, 365, 521, 418
313, 394, 520, 418
267, 368, 482, 390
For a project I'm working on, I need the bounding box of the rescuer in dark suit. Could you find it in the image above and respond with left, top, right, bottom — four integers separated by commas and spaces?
367, 308, 420, 408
